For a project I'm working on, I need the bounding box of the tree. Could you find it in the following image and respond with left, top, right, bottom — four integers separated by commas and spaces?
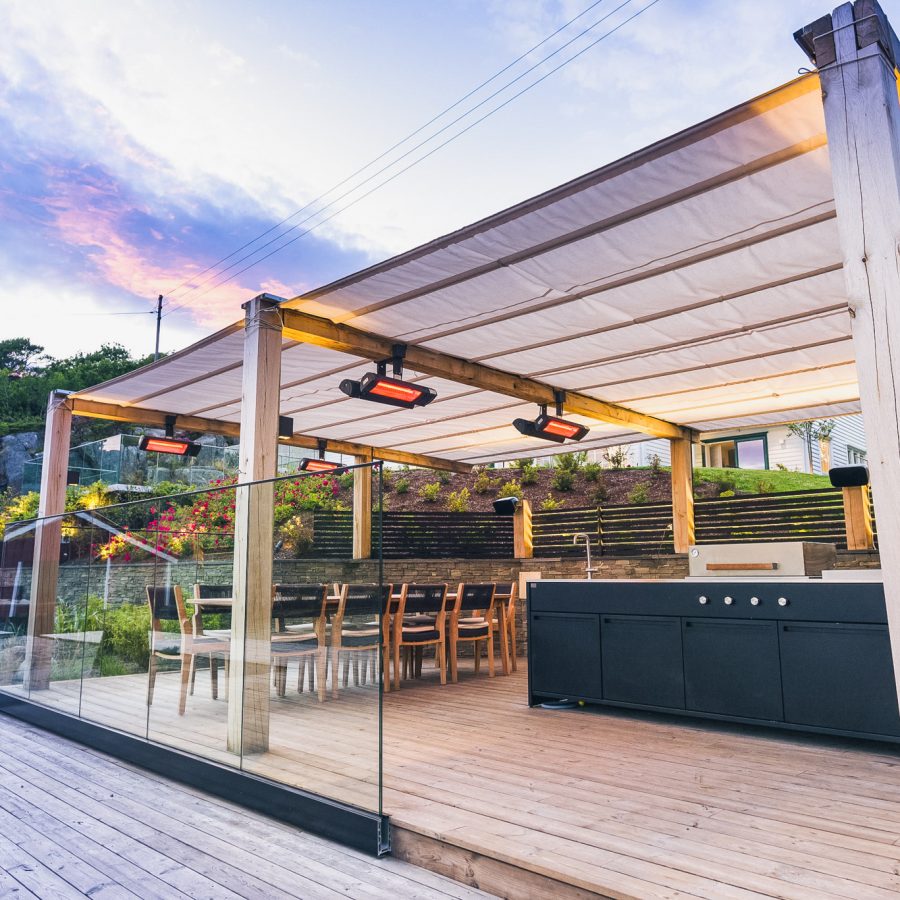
0, 338, 45, 376
787, 419, 835, 473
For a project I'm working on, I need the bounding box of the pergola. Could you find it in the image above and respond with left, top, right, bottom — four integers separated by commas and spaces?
26, 0, 900, 752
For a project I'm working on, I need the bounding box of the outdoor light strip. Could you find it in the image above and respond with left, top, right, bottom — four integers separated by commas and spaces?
138, 435, 203, 457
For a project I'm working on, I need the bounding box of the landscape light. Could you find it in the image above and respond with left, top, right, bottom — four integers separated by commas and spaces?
513, 394, 589, 444
339, 344, 437, 409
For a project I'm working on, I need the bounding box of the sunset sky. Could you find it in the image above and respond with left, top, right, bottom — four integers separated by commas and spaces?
1, 0, 880, 359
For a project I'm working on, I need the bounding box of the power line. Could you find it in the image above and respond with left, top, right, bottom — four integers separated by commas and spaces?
167, 0, 662, 310
161, 0, 610, 305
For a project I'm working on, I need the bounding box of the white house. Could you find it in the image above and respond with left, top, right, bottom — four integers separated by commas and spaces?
594, 414, 867, 475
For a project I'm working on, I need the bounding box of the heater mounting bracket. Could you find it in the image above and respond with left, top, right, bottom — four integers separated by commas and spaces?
164, 415, 177, 438
553, 390, 566, 417
317, 438, 327, 459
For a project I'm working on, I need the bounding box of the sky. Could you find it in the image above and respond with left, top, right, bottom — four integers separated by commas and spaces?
2, 0, 893, 360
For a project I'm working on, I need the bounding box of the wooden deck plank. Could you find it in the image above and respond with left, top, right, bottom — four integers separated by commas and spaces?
6, 659, 900, 899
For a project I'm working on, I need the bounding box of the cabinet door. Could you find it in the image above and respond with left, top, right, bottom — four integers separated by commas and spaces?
530, 613, 602, 701
601, 615, 684, 709
779, 622, 900, 736
683, 619, 783, 721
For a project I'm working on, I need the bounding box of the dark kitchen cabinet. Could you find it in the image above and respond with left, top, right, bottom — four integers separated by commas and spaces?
530, 613, 602, 701
779, 622, 900, 737
683, 618, 784, 721
601, 615, 685, 709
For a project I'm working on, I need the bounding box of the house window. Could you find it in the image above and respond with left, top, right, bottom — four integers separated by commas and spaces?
702, 434, 769, 470
847, 445, 867, 466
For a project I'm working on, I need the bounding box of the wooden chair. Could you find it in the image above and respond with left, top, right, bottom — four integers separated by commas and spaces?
393, 584, 448, 689
192, 583, 232, 640
146, 585, 230, 716
270, 583, 328, 701
331, 583, 393, 697
490, 582, 519, 673
449, 583, 498, 683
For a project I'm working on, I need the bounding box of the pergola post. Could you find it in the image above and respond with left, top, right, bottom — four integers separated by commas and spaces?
353, 454, 372, 560
842, 485, 875, 551
24, 390, 72, 691
513, 499, 533, 559
670, 436, 695, 554
798, 1, 900, 696
228, 295, 282, 755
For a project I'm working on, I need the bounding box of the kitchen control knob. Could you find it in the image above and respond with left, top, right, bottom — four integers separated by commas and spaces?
777, 597, 789, 607
750, 597, 760, 606
698, 596, 709, 605
723, 596, 734, 605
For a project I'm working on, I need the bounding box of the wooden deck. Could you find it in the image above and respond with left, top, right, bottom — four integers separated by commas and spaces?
0, 713, 490, 899
5, 661, 900, 899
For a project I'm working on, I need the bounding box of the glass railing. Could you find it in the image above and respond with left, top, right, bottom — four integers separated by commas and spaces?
0, 463, 383, 815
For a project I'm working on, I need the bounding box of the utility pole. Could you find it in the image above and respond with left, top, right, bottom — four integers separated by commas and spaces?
154, 294, 163, 361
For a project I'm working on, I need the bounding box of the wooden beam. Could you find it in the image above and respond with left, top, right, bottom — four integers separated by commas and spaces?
24, 391, 72, 692
280, 308, 688, 440
227, 296, 282, 755
670, 436, 695, 554
807, 1, 900, 699
513, 499, 533, 559
842, 484, 875, 551
67, 397, 471, 473
352, 455, 373, 560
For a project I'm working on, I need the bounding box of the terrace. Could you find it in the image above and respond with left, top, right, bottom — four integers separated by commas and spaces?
3, 3, 900, 897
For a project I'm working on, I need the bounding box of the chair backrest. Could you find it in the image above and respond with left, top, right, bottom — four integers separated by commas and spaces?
272, 583, 328, 622
455, 582, 495, 614
146, 585, 187, 632
339, 583, 393, 619
193, 583, 232, 599
402, 583, 448, 615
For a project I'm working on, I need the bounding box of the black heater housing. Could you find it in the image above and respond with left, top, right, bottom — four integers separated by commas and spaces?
829, 465, 870, 488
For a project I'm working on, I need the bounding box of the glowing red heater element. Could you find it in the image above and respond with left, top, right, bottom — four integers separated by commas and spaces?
139, 435, 202, 457
298, 458, 342, 473
513, 412, 589, 444
339, 372, 437, 409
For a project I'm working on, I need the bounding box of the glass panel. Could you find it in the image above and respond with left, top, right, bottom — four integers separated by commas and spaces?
736, 438, 767, 470
0, 464, 383, 814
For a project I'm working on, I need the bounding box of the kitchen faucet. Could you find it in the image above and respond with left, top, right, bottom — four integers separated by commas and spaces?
573, 532, 600, 579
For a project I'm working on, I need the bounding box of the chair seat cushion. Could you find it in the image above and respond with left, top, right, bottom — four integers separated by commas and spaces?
272, 639, 319, 654
458, 620, 490, 638
339, 629, 381, 648
272, 630, 317, 643
403, 614, 436, 625
400, 627, 439, 643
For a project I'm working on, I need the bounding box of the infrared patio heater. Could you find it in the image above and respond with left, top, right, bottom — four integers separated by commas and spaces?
513, 392, 589, 444
297, 438, 346, 474
138, 416, 202, 457
339, 344, 437, 410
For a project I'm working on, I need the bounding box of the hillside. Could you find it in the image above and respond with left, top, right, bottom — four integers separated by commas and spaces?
378, 464, 832, 514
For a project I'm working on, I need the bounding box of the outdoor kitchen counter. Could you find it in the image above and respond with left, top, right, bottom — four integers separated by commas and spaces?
527, 578, 900, 742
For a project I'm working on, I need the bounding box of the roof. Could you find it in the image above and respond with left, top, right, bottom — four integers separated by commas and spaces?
74, 73, 857, 465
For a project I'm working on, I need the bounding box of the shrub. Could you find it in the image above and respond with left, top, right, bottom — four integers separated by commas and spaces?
539, 494, 566, 511
719, 489, 736, 498
649, 454, 663, 480
338, 472, 354, 492
473, 468, 500, 494
514, 458, 535, 470
279, 515, 314, 557
603, 446, 629, 469
498, 479, 523, 500
445, 488, 471, 512
437, 470, 452, 485
556, 451, 586, 473
715, 477, 736, 495
591, 483, 609, 505
755, 479, 775, 494
775, 462, 788, 471
627, 481, 650, 504
551, 469, 575, 492
381, 469, 394, 492
419, 482, 441, 502
395, 478, 410, 494
519, 465, 539, 485
583, 462, 602, 482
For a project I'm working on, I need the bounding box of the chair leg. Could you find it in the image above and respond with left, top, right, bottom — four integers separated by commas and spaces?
449, 635, 458, 683
188, 653, 198, 696
474, 640, 481, 675
487, 631, 496, 677
178, 654, 191, 716
147, 654, 157, 706
437, 640, 447, 686
308, 658, 316, 692
297, 657, 306, 693
342, 655, 350, 687
316, 649, 327, 703
508, 610, 517, 672
332, 649, 341, 699
497, 611, 510, 676
414, 646, 423, 678
210, 655, 219, 700
393, 640, 402, 690
352, 656, 360, 686
382, 645, 391, 693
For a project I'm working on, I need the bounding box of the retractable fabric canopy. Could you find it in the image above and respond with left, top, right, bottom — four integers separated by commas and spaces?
74, 73, 856, 464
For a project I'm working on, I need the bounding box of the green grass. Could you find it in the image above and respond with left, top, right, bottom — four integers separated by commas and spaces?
692, 466, 830, 493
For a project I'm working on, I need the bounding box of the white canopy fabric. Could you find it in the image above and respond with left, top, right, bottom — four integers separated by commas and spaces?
75, 74, 857, 464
